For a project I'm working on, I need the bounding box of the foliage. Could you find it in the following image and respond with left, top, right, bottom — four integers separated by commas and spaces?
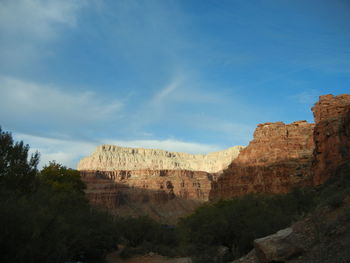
40, 161, 86, 194
0, 128, 118, 263
115, 216, 180, 257
178, 189, 316, 261
0, 127, 39, 194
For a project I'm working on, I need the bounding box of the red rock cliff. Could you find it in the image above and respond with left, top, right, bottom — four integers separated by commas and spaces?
211, 121, 315, 199
312, 94, 350, 185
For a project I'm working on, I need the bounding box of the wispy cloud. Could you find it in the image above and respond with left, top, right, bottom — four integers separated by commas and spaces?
292, 89, 321, 105
153, 76, 183, 104
13, 132, 96, 169
0, 0, 85, 66
0, 76, 123, 131
0, 0, 83, 38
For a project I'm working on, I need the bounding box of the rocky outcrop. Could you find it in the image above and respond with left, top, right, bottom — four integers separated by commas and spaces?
78, 145, 244, 173
211, 121, 315, 199
232, 196, 350, 263
312, 94, 350, 185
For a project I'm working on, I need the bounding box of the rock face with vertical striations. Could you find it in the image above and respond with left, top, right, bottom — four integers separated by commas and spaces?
312, 94, 350, 185
210, 121, 315, 200
77, 146, 244, 223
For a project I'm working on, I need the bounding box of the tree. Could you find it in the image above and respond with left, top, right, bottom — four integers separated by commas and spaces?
0, 127, 39, 194
0, 128, 118, 263
40, 161, 86, 194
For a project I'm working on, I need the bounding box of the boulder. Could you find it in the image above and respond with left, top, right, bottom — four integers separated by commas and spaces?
253, 228, 302, 263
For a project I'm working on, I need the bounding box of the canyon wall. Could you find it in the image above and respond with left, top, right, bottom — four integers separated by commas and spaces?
80, 170, 215, 223
78, 94, 350, 221
210, 120, 315, 199
312, 94, 350, 185
78, 146, 243, 222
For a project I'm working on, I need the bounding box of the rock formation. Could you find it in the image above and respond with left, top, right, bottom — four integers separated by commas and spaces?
232, 197, 350, 263
81, 171, 206, 224
78, 145, 244, 173
210, 121, 315, 199
78, 94, 350, 223
78, 146, 243, 222
312, 94, 350, 185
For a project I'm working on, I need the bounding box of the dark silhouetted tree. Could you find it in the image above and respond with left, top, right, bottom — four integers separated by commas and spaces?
0, 127, 39, 194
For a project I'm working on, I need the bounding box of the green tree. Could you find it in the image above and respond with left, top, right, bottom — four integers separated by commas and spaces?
0, 128, 118, 263
40, 161, 86, 194
0, 127, 39, 194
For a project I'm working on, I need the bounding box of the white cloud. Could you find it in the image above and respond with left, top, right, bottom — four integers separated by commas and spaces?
13, 132, 224, 169
13, 132, 96, 169
0, 0, 83, 39
0, 76, 123, 129
0, 0, 85, 65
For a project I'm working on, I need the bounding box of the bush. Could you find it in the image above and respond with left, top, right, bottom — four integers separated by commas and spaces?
178, 190, 316, 260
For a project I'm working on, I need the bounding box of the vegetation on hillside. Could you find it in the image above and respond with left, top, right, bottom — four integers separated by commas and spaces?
1, 126, 349, 263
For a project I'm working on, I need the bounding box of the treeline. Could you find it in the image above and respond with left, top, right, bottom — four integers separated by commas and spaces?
0, 128, 118, 263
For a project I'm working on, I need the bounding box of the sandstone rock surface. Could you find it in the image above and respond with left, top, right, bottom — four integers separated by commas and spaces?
78, 146, 243, 222
312, 94, 350, 185
211, 121, 315, 199
77, 145, 244, 173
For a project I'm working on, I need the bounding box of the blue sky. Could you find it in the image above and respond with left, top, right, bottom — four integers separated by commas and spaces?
0, 0, 349, 168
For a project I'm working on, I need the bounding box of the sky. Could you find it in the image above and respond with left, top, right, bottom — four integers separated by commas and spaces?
0, 0, 350, 168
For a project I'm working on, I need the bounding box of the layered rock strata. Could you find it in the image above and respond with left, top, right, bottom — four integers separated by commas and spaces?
312, 94, 350, 185
78, 145, 244, 173
78, 146, 243, 222
210, 121, 315, 199
80, 170, 214, 223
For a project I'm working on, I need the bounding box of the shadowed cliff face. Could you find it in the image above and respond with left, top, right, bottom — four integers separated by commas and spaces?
210, 121, 315, 200
80, 170, 213, 223
312, 94, 350, 185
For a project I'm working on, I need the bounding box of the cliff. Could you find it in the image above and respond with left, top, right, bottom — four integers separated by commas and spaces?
210, 121, 315, 199
78, 146, 243, 222
80, 169, 214, 223
231, 94, 350, 263
312, 94, 350, 185
78, 145, 244, 173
